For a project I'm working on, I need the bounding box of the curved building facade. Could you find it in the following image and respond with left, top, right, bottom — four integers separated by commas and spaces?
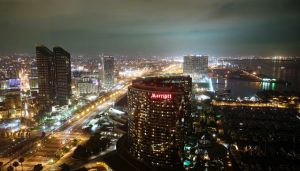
127, 76, 192, 167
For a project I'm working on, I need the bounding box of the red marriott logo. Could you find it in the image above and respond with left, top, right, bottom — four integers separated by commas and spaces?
150, 93, 172, 100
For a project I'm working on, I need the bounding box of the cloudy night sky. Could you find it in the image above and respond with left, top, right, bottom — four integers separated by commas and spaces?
0, 0, 300, 57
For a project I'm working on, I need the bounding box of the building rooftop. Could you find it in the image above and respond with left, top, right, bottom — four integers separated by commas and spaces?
131, 75, 191, 92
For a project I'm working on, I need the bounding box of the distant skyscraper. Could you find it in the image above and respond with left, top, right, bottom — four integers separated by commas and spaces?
100, 56, 114, 88
36, 45, 55, 109
53, 46, 71, 106
183, 55, 208, 82
127, 76, 192, 167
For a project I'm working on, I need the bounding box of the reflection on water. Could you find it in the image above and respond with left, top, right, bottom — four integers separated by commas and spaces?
212, 78, 288, 97
213, 59, 300, 97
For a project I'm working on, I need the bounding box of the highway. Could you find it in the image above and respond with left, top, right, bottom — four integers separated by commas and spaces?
1, 83, 129, 171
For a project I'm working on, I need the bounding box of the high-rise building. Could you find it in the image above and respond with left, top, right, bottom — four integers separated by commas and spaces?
100, 56, 114, 88
36, 45, 71, 108
127, 76, 192, 167
36, 45, 55, 109
53, 46, 71, 106
183, 55, 208, 82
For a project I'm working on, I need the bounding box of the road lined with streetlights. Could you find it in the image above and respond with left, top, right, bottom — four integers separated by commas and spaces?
1, 82, 130, 171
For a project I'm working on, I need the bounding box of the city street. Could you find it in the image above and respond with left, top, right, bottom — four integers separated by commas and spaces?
1, 84, 129, 171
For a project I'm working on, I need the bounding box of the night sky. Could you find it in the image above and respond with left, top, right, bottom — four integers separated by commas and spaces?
0, 0, 299, 57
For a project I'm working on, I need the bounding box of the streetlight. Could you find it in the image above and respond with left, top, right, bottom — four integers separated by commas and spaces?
49, 159, 54, 164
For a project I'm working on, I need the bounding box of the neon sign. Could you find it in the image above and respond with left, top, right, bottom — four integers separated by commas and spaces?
150, 93, 172, 100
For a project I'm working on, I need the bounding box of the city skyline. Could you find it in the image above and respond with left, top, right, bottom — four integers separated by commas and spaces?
0, 44, 299, 170
0, 1, 300, 170
0, 0, 300, 57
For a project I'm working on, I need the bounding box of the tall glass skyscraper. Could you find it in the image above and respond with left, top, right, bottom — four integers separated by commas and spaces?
36, 45, 55, 109
53, 46, 71, 106
36, 45, 71, 108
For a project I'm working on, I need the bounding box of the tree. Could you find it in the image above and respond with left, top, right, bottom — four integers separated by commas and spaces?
72, 168, 88, 171
6, 166, 13, 171
41, 132, 46, 138
60, 163, 70, 171
0, 161, 3, 171
33, 164, 43, 171
71, 139, 78, 146
73, 145, 89, 159
18, 158, 24, 171
13, 161, 19, 171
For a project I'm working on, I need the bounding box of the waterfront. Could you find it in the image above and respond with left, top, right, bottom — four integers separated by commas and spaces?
213, 59, 300, 97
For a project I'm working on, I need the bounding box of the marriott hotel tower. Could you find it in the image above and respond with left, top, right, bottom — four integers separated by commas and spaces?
127, 76, 192, 167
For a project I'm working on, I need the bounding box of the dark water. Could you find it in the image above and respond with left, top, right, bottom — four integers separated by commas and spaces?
212, 59, 300, 97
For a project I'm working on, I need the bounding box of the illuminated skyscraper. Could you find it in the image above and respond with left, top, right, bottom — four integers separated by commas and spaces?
100, 56, 114, 88
53, 46, 71, 106
127, 76, 192, 167
183, 55, 208, 82
36, 45, 55, 109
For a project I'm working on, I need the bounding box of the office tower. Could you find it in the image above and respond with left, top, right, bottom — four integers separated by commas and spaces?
183, 55, 208, 82
36, 45, 55, 109
100, 56, 114, 88
53, 46, 71, 106
127, 76, 192, 167
36, 45, 72, 108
